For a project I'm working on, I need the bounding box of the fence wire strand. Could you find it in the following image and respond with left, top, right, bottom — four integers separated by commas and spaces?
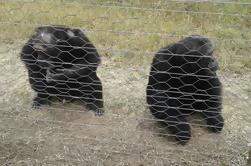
0, 0, 250, 165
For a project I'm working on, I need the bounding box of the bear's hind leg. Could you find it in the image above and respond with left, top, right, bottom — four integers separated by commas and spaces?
203, 109, 224, 132
32, 93, 51, 109
166, 116, 191, 145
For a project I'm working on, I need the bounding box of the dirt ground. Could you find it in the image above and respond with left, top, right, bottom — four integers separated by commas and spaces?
0, 43, 250, 165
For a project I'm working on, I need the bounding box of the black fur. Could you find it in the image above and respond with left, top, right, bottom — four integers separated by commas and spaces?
146, 35, 224, 144
21, 25, 104, 115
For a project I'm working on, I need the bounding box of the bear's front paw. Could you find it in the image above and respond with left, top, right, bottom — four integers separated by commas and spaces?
206, 115, 224, 132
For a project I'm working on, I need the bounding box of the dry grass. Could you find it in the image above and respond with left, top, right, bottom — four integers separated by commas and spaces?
0, 0, 251, 72
0, 43, 250, 165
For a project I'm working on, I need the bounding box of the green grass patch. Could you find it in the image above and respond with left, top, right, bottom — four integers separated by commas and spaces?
0, 0, 250, 73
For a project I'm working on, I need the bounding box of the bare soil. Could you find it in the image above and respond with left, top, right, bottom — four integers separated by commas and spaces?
0, 43, 250, 165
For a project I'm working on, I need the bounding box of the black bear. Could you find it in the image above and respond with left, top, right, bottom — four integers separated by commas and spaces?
21, 25, 104, 115
146, 35, 224, 144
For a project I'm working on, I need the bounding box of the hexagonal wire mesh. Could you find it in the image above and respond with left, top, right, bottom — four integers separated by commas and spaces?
0, 0, 250, 165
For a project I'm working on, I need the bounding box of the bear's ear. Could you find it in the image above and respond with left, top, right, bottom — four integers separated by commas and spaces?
35, 26, 51, 33
35, 26, 44, 32
155, 44, 178, 62
174, 43, 190, 55
159, 43, 180, 57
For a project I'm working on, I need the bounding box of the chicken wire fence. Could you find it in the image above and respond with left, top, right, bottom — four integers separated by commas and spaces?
0, 0, 251, 165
